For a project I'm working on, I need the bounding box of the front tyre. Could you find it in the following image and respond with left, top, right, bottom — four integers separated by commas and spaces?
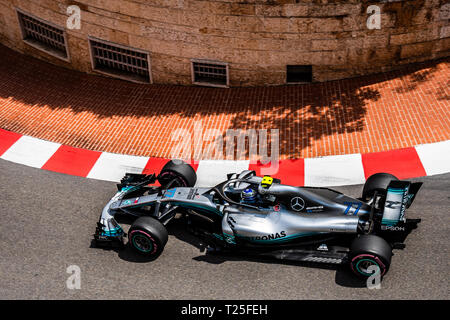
128, 217, 168, 258
349, 235, 392, 278
158, 159, 197, 188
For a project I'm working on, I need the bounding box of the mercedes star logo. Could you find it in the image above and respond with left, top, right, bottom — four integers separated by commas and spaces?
290, 197, 305, 211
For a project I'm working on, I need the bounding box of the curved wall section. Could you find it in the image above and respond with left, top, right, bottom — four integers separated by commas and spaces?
0, 0, 448, 86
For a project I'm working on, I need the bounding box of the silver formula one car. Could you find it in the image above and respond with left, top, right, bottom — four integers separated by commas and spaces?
94, 160, 422, 279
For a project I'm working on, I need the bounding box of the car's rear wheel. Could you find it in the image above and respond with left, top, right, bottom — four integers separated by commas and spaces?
128, 217, 168, 258
349, 235, 392, 278
158, 159, 197, 188
362, 172, 398, 201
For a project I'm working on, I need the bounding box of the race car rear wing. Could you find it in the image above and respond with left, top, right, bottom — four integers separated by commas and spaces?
381, 180, 422, 226
405, 182, 422, 209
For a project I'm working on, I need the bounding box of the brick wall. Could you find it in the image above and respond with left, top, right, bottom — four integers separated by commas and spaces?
0, 0, 448, 86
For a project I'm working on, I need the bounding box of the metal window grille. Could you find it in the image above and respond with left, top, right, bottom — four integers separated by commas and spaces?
192, 60, 228, 87
89, 38, 151, 83
286, 65, 313, 83
17, 9, 68, 60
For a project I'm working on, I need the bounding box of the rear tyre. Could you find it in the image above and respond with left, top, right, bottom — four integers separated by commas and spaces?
158, 159, 197, 188
349, 235, 392, 278
362, 173, 398, 201
128, 217, 168, 258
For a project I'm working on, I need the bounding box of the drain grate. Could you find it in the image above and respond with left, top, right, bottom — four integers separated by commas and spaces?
89, 37, 151, 83
17, 9, 69, 60
191, 59, 229, 87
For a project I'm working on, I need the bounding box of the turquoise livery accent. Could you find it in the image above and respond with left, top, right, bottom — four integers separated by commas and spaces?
355, 258, 380, 276
387, 188, 405, 194
102, 226, 123, 237
223, 232, 236, 244
381, 218, 399, 226
213, 233, 224, 240
165, 188, 176, 198
131, 234, 154, 253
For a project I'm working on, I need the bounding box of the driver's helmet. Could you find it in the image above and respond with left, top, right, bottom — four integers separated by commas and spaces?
241, 188, 257, 203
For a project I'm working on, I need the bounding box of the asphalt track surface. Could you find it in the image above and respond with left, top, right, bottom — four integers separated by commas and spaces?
0, 158, 448, 300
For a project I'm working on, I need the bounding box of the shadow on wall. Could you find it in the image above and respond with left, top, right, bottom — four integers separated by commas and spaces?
0, 44, 447, 158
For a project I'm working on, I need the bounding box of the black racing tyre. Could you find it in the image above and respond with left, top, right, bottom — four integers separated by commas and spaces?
362, 172, 398, 201
349, 235, 392, 278
158, 159, 197, 188
128, 217, 168, 257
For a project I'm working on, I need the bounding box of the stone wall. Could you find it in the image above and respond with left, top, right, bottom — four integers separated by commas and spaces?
0, 0, 448, 86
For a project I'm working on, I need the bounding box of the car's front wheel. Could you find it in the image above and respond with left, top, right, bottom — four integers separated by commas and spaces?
158, 159, 197, 188
128, 217, 168, 258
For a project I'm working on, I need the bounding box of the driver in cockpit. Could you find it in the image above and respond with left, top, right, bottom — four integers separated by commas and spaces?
240, 187, 258, 204
240, 180, 277, 207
